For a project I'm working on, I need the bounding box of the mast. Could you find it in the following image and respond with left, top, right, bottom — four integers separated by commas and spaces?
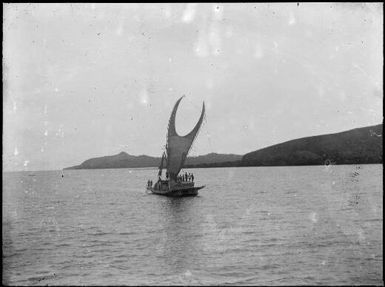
158, 151, 166, 177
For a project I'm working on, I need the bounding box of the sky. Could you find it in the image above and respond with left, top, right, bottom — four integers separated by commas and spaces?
3, 3, 383, 171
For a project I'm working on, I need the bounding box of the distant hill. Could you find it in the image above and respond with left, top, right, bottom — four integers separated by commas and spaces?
241, 124, 382, 166
65, 152, 159, 170
185, 153, 242, 166
64, 152, 242, 170
64, 124, 382, 170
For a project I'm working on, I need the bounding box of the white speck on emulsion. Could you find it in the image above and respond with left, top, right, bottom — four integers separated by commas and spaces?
182, 4, 197, 23
139, 87, 149, 105
288, 13, 296, 25
24, 160, 29, 167
310, 212, 318, 223
56, 127, 65, 137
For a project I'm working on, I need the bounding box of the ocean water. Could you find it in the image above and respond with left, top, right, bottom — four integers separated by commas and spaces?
2, 165, 383, 285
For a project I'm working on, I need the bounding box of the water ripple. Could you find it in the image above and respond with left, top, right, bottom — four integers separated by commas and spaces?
2, 166, 383, 285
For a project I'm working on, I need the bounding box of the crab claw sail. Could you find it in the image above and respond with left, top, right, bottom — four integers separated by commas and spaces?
166, 96, 205, 181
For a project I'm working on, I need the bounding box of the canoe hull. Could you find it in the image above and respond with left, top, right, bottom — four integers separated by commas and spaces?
147, 185, 204, 197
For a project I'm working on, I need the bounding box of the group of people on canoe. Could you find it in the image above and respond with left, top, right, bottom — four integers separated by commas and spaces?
147, 171, 195, 188
176, 172, 194, 183
165, 171, 194, 182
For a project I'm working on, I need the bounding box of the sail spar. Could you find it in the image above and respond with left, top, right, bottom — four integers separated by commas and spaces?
158, 151, 166, 177
166, 96, 205, 181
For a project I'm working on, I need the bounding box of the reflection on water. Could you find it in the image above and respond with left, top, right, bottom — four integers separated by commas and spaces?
157, 196, 204, 275
2, 165, 383, 285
